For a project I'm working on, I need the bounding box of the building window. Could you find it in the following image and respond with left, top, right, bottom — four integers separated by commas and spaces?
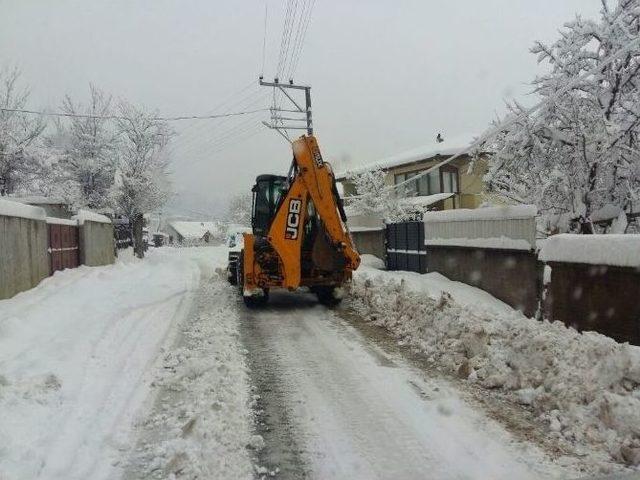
395, 165, 458, 196
442, 167, 459, 193
395, 173, 419, 196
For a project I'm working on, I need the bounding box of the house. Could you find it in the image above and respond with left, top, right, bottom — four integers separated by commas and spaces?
335, 137, 490, 226
334, 137, 490, 258
166, 221, 221, 246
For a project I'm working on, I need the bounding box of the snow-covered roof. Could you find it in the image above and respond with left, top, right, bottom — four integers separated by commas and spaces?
335, 134, 478, 179
73, 210, 111, 225
422, 205, 537, 223
398, 193, 454, 208
0, 197, 46, 221
538, 233, 640, 268
10, 195, 68, 205
169, 221, 219, 239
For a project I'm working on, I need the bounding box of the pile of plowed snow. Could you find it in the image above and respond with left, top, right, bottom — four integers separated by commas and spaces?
348, 263, 640, 469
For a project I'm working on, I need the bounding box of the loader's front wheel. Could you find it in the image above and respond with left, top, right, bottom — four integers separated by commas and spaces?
243, 289, 269, 308
237, 250, 269, 308
314, 286, 342, 307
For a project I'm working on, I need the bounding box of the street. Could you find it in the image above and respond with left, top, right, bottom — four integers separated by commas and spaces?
240, 291, 568, 480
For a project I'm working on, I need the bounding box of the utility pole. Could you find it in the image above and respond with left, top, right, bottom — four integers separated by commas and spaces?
259, 76, 312, 141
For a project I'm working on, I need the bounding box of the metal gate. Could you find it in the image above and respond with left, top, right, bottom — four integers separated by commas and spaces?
385, 221, 427, 273
48, 222, 79, 274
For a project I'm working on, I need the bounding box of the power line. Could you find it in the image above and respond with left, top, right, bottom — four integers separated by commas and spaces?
276, 0, 295, 77
173, 110, 265, 159
280, 0, 299, 78
0, 106, 269, 122
168, 89, 267, 150
170, 92, 270, 155
167, 80, 258, 146
287, 0, 316, 79
177, 123, 267, 169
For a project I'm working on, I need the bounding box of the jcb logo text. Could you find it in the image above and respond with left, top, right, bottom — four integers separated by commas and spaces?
285, 199, 302, 240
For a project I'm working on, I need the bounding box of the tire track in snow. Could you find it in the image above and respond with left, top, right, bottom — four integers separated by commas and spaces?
239, 291, 576, 480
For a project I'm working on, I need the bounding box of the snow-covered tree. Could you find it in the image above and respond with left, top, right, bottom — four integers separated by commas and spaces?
53, 84, 118, 209
114, 102, 173, 258
486, 0, 640, 233
0, 66, 46, 195
225, 192, 252, 226
346, 168, 428, 222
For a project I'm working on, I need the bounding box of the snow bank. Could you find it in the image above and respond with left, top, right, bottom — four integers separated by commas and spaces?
125, 267, 255, 479
348, 266, 640, 469
0, 247, 236, 479
360, 253, 386, 269
72, 209, 111, 225
539, 234, 640, 268
422, 205, 537, 223
0, 197, 46, 221
425, 236, 533, 251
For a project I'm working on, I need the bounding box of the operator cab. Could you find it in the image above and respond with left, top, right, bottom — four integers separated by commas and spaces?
251, 174, 288, 236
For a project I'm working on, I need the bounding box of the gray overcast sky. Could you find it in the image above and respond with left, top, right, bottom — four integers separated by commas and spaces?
0, 0, 602, 217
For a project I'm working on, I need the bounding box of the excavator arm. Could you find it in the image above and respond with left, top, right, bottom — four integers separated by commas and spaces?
243, 135, 360, 292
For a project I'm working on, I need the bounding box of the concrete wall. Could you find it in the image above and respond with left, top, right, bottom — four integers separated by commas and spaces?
0, 215, 49, 300
424, 217, 537, 249
79, 221, 115, 267
544, 262, 640, 346
352, 229, 385, 259
427, 246, 540, 317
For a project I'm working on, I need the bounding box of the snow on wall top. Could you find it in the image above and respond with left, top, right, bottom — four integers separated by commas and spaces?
11, 195, 68, 205
539, 234, 640, 268
169, 221, 219, 239
73, 210, 111, 225
335, 134, 477, 179
0, 197, 46, 221
424, 236, 533, 251
422, 205, 537, 223
46, 217, 78, 226
398, 193, 454, 208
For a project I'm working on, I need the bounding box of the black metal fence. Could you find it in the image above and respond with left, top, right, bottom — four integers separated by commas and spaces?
385, 221, 427, 273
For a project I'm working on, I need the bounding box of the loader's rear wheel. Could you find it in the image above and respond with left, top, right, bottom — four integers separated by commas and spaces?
314, 286, 342, 307
237, 250, 269, 308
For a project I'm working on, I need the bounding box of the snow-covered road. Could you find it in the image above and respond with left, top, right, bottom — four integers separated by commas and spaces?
0, 247, 255, 480
1, 246, 597, 480
241, 291, 571, 480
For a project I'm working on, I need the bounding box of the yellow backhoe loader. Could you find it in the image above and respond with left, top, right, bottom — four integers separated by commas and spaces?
227, 135, 360, 307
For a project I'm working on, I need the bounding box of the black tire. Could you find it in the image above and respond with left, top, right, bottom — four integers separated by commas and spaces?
243, 289, 269, 308
228, 262, 238, 285
237, 250, 269, 308
315, 286, 342, 307
237, 250, 245, 295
